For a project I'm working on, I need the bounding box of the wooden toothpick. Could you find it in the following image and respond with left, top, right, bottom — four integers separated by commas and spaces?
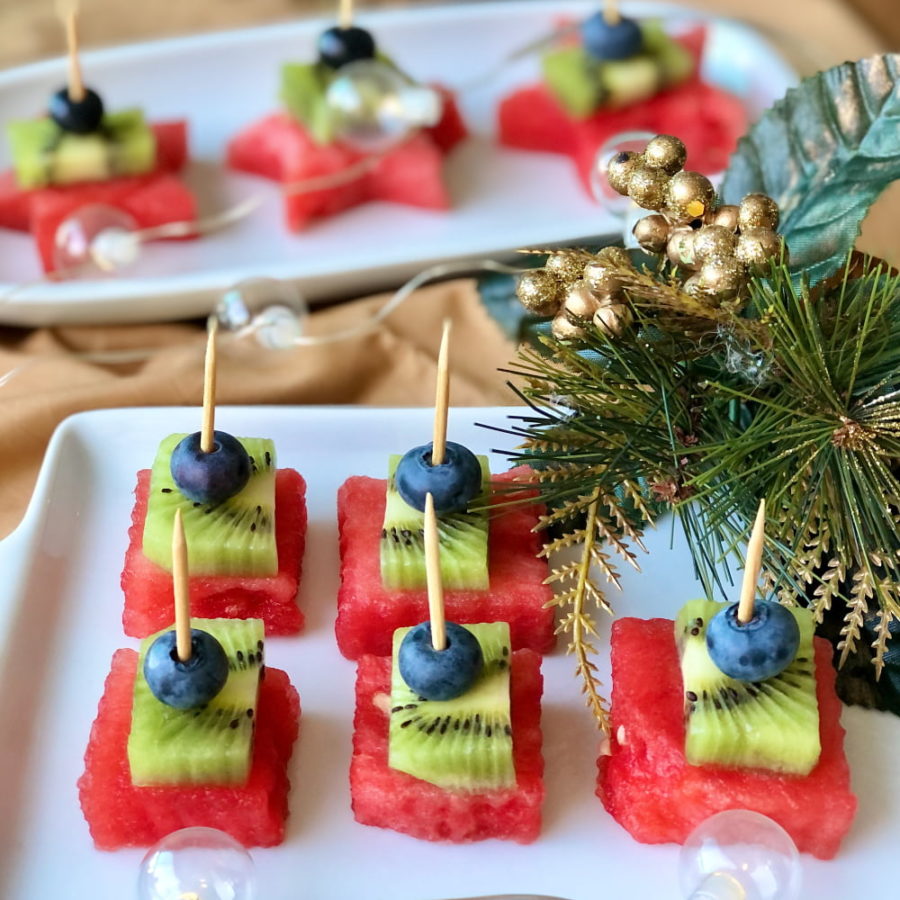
200, 317, 219, 454
338, 0, 353, 29
737, 499, 766, 624
603, 0, 621, 25
57, 0, 86, 103
172, 508, 192, 662
424, 492, 447, 652
431, 319, 452, 466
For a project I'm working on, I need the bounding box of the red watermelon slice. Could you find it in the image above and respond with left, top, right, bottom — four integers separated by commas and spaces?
227, 88, 465, 231
351, 648, 544, 843
0, 120, 195, 273
498, 28, 748, 192
597, 617, 857, 860
78, 649, 299, 849
335, 468, 555, 660
121, 468, 307, 638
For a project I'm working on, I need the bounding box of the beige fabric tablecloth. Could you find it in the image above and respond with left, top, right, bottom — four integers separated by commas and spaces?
0, 0, 892, 538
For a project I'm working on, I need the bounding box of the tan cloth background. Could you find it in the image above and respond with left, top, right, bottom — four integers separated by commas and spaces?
0, 0, 894, 538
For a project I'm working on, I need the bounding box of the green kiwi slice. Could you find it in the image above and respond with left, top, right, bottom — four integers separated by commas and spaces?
7, 109, 155, 189
127, 617, 265, 786
379, 454, 490, 591
676, 599, 821, 775
142, 434, 278, 576
388, 622, 515, 791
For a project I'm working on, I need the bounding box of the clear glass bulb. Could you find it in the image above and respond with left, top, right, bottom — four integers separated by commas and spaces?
589, 129, 656, 216
679, 810, 802, 900
53, 203, 139, 275
137, 827, 255, 900
215, 277, 308, 339
326, 59, 442, 154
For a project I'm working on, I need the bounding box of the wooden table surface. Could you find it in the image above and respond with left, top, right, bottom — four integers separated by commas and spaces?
0, 0, 893, 71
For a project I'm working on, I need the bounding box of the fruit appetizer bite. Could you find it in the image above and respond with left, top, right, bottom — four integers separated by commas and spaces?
80, 511, 300, 849
0, 4, 194, 273
598, 502, 857, 859
335, 321, 554, 658
351, 493, 544, 842
498, 2, 747, 195
121, 322, 307, 636
227, 0, 467, 231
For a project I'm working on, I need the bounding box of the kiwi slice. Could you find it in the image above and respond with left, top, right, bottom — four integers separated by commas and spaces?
380, 454, 490, 591
142, 434, 278, 576
7, 108, 156, 189
676, 599, 821, 775
127, 617, 265, 786
388, 622, 515, 791
542, 46, 605, 119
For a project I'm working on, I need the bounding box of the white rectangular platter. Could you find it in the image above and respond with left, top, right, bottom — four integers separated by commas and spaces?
1, 406, 892, 899
0, 1, 796, 326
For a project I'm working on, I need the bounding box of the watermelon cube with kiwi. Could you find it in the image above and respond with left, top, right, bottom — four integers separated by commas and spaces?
351, 641, 544, 843
121, 436, 307, 637
597, 616, 857, 860
335, 467, 555, 660
78, 642, 300, 849
498, 27, 748, 191
226, 88, 465, 231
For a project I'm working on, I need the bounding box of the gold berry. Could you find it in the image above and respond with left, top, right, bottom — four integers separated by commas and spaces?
632, 214, 671, 254
711, 204, 740, 232
666, 171, 716, 223
736, 227, 786, 273
593, 303, 633, 337
698, 257, 747, 301
606, 150, 642, 196
692, 225, 738, 264
563, 280, 602, 322
516, 269, 561, 316
667, 227, 698, 270
552, 311, 586, 340
642, 135, 687, 175
628, 165, 671, 210
595, 246, 633, 269
738, 193, 779, 231
545, 251, 586, 287
583, 262, 622, 296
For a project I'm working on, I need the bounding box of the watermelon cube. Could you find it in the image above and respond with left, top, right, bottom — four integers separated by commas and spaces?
121, 469, 307, 637
335, 468, 555, 659
597, 617, 857, 860
498, 28, 748, 192
351, 648, 544, 842
227, 87, 464, 231
78, 649, 300, 849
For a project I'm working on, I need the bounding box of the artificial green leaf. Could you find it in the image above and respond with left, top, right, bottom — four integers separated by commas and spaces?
721, 53, 900, 285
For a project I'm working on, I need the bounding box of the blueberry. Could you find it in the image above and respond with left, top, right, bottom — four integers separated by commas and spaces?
581, 13, 643, 61
170, 431, 251, 506
398, 622, 484, 701
317, 25, 377, 69
48, 87, 105, 134
143, 628, 229, 709
706, 600, 801, 682
394, 441, 482, 514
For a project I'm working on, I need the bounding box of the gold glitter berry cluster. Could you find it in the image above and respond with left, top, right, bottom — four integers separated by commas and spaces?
515, 246, 636, 341
610, 135, 787, 303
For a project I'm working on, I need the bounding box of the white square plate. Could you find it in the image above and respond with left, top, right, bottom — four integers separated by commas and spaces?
0, 2, 796, 326
0, 406, 894, 899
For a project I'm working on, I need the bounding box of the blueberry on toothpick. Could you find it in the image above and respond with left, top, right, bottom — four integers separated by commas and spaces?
170, 319, 251, 506
398, 493, 484, 701
706, 500, 801, 682
581, 2, 643, 61
318, 0, 376, 68
50, 2, 105, 133
394, 320, 482, 514
144, 509, 229, 709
